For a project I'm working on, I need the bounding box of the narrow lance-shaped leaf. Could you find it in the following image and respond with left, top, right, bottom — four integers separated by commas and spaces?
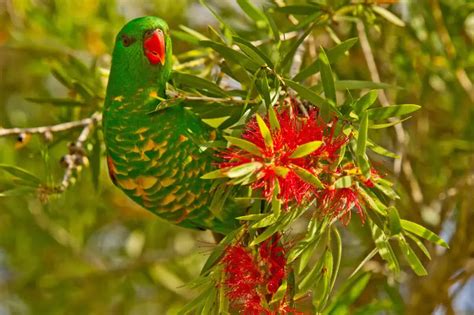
335, 80, 394, 90
293, 37, 358, 82
256, 113, 273, 150
371, 222, 400, 274
268, 106, 280, 131
312, 249, 334, 310
237, 0, 267, 29
225, 162, 262, 178
233, 36, 273, 67
291, 164, 324, 188
284, 79, 341, 117
353, 90, 378, 115
372, 6, 406, 27
388, 207, 402, 235
319, 47, 336, 104
224, 135, 262, 156
0, 164, 42, 186
398, 236, 428, 276
356, 112, 371, 178
367, 104, 421, 120
400, 219, 449, 248
289, 141, 322, 158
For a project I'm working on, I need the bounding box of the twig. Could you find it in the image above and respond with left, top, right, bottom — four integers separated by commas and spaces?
356, 21, 424, 205
167, 92, 260, 105
429, 0, 474, 102
56, 112, 102, 192
1, 112, 102, 194
0, 112, 102, 137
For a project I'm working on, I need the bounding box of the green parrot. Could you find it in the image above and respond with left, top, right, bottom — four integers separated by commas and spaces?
103, 16, 237, 233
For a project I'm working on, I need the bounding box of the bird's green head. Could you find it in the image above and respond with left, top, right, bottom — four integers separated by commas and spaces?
107, 16, 172, 96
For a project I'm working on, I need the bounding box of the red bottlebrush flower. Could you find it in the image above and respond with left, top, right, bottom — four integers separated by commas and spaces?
219, 107, 349, 205
221, 244, 264, 313
318, 187, 365, 224
259, 235, 287, 295
221, 236, 299, 314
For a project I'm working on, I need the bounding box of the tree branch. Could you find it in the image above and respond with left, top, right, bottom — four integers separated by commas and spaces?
356, 21, 424, 206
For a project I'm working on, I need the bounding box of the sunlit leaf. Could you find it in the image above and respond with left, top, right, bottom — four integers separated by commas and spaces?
289, 141, 322, 158
291, 164, 324, 188
372, 6, 406, 27
398, 237, 428, 276
400, 220, 449, 248
256, 113, 273, 150
367, 104, 421, 120
0, 164, 42, 186
224, 135, 263, 156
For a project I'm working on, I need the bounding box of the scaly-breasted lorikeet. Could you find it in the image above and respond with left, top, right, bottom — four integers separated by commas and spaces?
103, 17, 238, 233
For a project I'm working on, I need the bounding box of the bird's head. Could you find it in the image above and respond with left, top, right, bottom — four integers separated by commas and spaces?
108, 16, 172, 94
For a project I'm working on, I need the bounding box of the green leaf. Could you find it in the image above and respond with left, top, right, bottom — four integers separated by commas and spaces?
372, 6, 406, 27
0, 164, 42, 186
388, 207, 402, 235
367, 104, 421, 120
237, 0, 267, 28
272, 180, 282, 217
256, 114, 273, 150
225, 162, 262, 178
369, 116, 410, 129
178, 25, 210, 41
236, 213, 268, 221
252, 214, 278, 228
353, 90, 378, 115
280, 25, 314, 71
406, 233, 432, 259
201, 169, 227, 180
264, 10, 280, 43
0, 187, 35, 197
200, 229, 240, 275
298, 250, 325, 292
200, 40, 260, 72
291, 164, 324, 188
274, 166, 289, 177
293, 37, 358, 82
335, 80, 394, 90
270, 280, 288, 305
284, 79, 340, 116
356, 112, 370, 178
367, 140, 399, 159
324, 273, 371, 315
319, 48, 336, 105
371, 222, 400, 274
289, 141, 322, 158
172, 72, 226, 97
312, 249, 334, 310
400, 219, 449, 248
357, 186, 387, 215
398, 237, 428, 276
334, 176, 352, 188
329, 228, 342, 296
268, 106, 280, 131
224, 135, 262, 156
178, 285, 214, 314
275, 5, 320, 15
348, 248, 378, 279
233, 36, 273, 67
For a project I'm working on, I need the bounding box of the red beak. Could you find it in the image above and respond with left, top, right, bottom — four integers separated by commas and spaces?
144, 29, 165, 65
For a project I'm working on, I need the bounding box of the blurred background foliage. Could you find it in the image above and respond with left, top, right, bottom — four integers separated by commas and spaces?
0, 0, 473, 314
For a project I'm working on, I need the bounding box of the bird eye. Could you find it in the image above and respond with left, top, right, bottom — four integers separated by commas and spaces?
121, 35, 135, 47
144, 29, 155, 38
